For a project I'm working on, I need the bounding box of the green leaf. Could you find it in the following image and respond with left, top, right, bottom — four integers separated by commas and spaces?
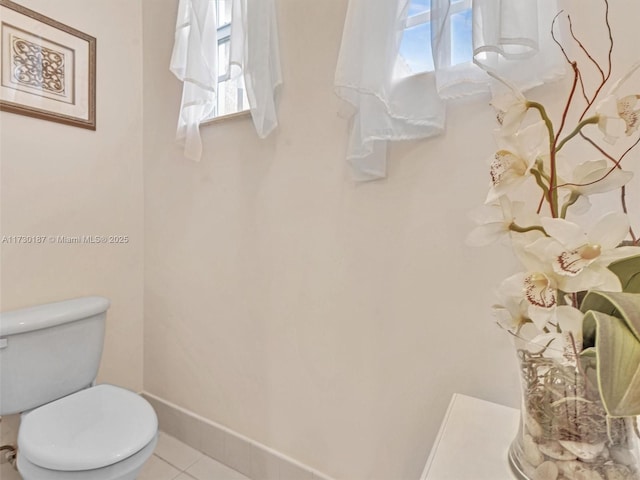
585, 310, 640, 416
582, 291, 640, 342
608, 253, 640, 293
581, 291, 640, 416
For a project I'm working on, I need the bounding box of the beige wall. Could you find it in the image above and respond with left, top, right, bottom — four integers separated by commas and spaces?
4, 1, 637, 478
142, 1, 516, 479
0, 0, 601, 479
143, 1, 640, 478
0, 0, 144, 392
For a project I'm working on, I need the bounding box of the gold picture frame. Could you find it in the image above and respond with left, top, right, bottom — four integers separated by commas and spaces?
0, 0, 96, 130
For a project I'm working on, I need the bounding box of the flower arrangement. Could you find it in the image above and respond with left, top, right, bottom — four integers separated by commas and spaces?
469, 2, 640, 479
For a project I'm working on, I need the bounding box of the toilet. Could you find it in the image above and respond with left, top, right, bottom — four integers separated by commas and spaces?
0, 297, 158, 480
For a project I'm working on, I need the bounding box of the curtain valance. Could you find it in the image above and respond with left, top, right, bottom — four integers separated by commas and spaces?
335, 0, 565, 181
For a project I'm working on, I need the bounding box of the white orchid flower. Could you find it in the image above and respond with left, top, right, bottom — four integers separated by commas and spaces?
467, 198, 518, 247
596, 95, 630, 144
492, 288, 529, 332
557, 159, 634, 214
486, 69, 531, 136
497, 271, 559, 331
595, 61, 640, 144
491, 92, 529, 136
616, 94, 640, 136
528, 306, 584, 364
467, 197, 543, 246
527, 213, 640, 293
486, 121, 548, 203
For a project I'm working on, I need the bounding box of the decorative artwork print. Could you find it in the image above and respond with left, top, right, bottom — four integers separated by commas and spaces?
0, 0, 95, 129
12, 36, 66, 93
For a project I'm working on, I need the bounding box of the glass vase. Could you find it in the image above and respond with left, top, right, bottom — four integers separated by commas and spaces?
508, 343, 640, 480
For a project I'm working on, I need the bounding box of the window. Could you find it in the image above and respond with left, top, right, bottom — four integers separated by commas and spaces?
396, 0, 473, 78
212, 0, 249, 119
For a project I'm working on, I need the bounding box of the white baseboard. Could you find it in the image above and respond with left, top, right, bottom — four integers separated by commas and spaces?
141, 392, 335, 480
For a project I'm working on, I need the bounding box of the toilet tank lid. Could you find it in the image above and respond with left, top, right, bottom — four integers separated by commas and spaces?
0, 296, 110, 336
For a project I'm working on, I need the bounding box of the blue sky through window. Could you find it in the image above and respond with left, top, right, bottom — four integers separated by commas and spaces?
399, 22, 434, 74
398, 0, 472, 76
451, 8, 472, 65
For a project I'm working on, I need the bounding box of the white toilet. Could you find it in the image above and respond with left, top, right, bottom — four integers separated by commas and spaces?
0, 296, 158, 480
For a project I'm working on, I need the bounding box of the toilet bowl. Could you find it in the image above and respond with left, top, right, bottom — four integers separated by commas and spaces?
0, 297, 158, 480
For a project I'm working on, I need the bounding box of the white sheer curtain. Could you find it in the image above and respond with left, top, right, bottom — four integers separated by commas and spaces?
335, 0, 565, 181
230, 0, 282, 138
170, 0, 218, 161
334, 0, 445, 181
171, 0, 282, 161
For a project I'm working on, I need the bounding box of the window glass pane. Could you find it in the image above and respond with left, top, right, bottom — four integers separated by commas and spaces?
398, 22, 434, 75
451, 8, 472, 65
216, 75, 248, 117
408, 0, 430, 17
217, 79, 232, 117
217, 0, 232, 26
218, 39, 230, 79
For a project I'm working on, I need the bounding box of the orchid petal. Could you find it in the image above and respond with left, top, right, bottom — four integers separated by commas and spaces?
598, 116, 627, 144
499, 272, 527, 298
529, 306, 554, 330
541, 218, 586, 248
560, 264, 622, 293
607, 61, 640, 96
573, 159, 608, 179
467, 223, 508, 246
525, 237, 558, 264
589, 212, 630, 249
566, 194, 591, 215
492, 305, 521, 331
600, 246, 640, 265
468, 204, 503, 224
577, 168, 633, 196
617, 95, 640, 136
490, 92, 528, 135
556, 305, 584, 338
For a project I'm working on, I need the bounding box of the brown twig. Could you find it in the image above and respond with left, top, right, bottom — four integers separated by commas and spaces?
578, 0, 613, 120
577, 69, 589, 104
568, 14, 605, 83
555, 136, 638, 189
621, 186, 638, 243
551, 11, 572, 65
604, 0, 614, 80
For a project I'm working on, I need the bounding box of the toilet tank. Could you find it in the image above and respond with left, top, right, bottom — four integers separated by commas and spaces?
0, 296, 110, 415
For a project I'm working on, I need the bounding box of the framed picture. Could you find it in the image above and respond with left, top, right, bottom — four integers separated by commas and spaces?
0, 0, 96, 130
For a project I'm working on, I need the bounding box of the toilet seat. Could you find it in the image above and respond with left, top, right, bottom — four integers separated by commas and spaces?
19, 384, 158, 471
17, 433, 158, 480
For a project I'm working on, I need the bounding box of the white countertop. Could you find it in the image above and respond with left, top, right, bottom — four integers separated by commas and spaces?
421, 393, 520, 480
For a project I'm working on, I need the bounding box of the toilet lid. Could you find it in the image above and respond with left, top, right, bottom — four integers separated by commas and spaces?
18, 384, 158, 471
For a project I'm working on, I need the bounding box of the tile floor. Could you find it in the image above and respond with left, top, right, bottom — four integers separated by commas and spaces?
0, 431, 250, 480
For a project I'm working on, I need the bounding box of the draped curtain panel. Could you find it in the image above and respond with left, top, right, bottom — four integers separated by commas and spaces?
335, 0, 565, 181
230, 0, 282, 139
171, 0, 282, 162
170, 0, 218, 161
